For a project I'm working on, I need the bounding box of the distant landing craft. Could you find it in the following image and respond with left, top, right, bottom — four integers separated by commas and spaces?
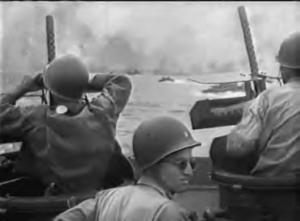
158, 76, 175, 82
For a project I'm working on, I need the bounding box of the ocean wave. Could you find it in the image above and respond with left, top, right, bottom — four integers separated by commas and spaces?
168, 109, 186, 114
192, 90, 246, 99
128, 101, 162, 108
160, 78, 202, 86
172, 79, 189, 84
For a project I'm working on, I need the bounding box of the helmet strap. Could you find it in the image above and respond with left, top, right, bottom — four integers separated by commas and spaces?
47, 90, 53, 106
41, 88, 48, 104
84, 94, 92, 111
46, 91, 69, 114
47, 90, 91, 115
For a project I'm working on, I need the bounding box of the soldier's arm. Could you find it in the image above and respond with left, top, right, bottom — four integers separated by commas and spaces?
0, 81, 35, 143
54, 198, 96, 221
1, 73, 44, 105
1, 84, 28, 105
87, 72, 132, 117
226, 92, 267, 157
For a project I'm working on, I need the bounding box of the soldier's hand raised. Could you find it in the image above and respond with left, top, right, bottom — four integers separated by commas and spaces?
20, 72, 44, 93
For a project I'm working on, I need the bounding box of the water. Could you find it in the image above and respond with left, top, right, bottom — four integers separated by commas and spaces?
1, 72, 279, 157
115, 73, 247, 157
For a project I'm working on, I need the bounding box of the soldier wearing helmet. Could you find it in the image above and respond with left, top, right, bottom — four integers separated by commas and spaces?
55, 116, 201, 221
226, 32, 300, 177
0, 54, 134, 195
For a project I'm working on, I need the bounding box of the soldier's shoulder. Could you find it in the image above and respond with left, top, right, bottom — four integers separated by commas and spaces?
157, 200, 197, 221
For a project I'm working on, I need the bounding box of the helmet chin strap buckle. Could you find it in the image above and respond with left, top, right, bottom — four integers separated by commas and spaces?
55, 105, 68, 114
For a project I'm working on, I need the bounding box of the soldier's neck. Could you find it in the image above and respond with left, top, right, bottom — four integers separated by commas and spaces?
50, 97, 85, 116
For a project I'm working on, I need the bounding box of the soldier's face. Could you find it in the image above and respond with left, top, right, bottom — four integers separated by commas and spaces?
157, 148, 194, 193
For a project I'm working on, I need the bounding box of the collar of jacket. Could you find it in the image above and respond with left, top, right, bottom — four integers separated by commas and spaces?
137, 175, 173, 199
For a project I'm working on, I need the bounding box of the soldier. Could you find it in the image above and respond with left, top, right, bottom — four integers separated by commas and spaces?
226, 32, 300, 177
226, 32, 300, 221
55, 116, 201, 221
0, 54, 133, 195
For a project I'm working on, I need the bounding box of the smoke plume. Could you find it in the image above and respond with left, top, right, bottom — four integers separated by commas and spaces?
1, 2, 300, 91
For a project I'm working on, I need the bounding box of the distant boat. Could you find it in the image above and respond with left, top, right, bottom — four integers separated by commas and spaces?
126, 69, 141, 76
158, 76, 175, 83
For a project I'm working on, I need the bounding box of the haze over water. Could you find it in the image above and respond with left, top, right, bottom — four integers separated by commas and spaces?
0, 2, 298, 156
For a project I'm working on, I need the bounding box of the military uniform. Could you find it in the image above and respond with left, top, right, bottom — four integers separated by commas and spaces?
55, 176, 197, 221
0, 72, 132, 194
227, 32, 300, 177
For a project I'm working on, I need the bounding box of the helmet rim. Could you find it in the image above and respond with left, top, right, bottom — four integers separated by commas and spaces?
132, 116, 201, 171
137, 139, 201, 170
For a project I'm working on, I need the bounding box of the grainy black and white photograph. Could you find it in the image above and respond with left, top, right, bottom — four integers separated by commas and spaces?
0, 1, 300, 221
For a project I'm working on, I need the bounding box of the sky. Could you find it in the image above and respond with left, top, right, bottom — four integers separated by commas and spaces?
1, 1, 300, 87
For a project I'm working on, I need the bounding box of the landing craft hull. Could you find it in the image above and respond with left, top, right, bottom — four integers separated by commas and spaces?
1, 138, 299, 221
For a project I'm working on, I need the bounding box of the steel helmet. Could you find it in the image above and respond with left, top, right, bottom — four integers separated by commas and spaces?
43, 54, 89, 100
276, 32, 300, 69
133, 116, 201, 170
